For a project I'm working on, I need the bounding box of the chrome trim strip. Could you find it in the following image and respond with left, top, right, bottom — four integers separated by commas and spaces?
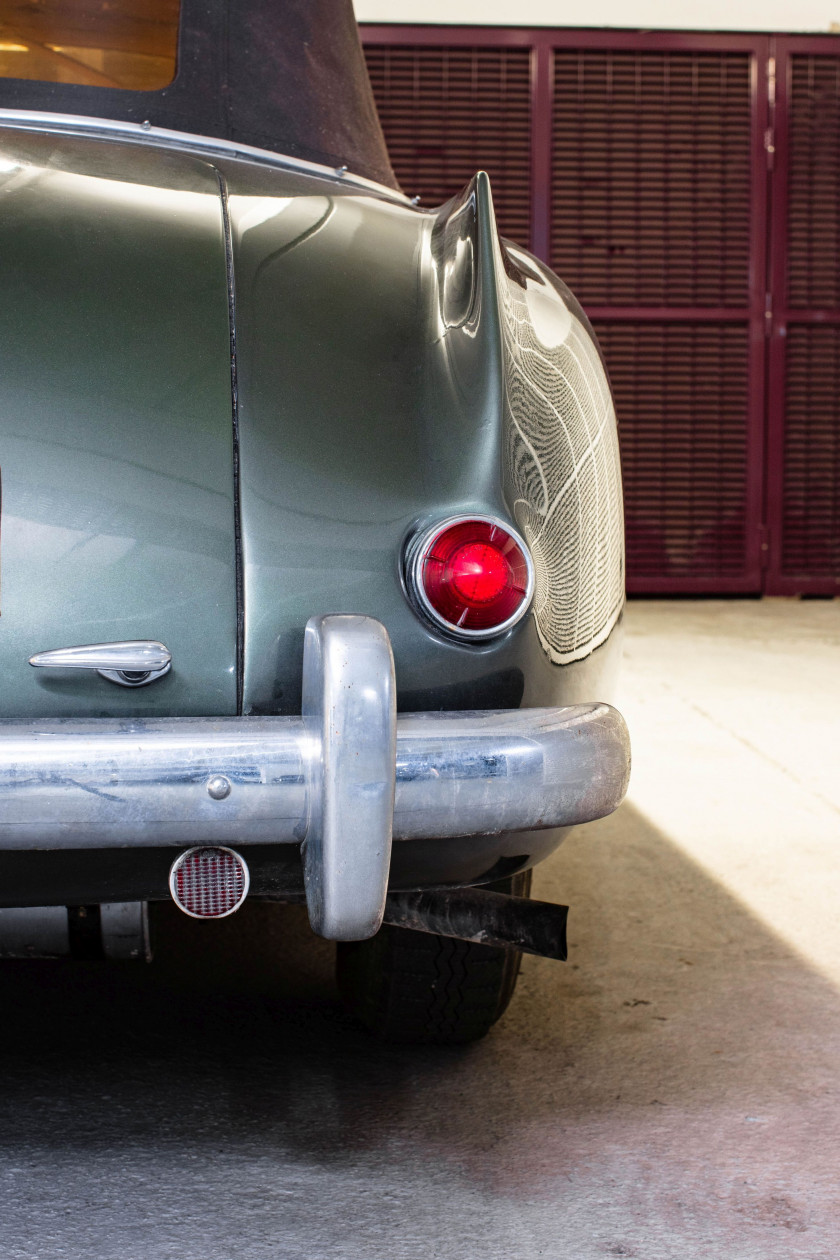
0, 108, 412, 204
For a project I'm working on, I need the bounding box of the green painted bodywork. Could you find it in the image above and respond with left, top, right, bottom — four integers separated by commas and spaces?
0, 129, 237, 717
0, 125, 621, 732
0, 122, 624, 890
222, 163, 513, 716
220, 157, 621, 717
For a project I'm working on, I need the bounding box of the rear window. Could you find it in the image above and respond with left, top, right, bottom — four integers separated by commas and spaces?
0, 0, 180, 91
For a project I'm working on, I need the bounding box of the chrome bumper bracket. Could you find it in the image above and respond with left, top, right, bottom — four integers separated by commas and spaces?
301, 615, 396, 941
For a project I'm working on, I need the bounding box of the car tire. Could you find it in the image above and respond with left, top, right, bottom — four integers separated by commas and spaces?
336, 870, 532, 1045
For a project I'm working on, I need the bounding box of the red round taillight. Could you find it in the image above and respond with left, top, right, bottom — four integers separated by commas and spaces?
169, 846, 250, 919
407, 516, 534, 638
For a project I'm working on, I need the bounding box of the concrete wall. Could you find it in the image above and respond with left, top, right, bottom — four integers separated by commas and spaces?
355, 0, 840, 33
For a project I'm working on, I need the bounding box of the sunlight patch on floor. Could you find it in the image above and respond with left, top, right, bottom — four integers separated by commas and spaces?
618, 598, 840, 985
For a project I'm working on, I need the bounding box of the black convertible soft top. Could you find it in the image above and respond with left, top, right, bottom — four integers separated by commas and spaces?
0, 0, 398, 189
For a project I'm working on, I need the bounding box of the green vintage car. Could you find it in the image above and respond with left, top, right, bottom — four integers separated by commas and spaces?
0, 0, 629, 1042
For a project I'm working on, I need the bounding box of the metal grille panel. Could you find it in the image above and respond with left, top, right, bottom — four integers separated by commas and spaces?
362, 29, 840, 595
551, 51, 753, 307
788, 55, 840, 309
364, 43, 532, 246
502, 271, 624, 663
780, 325, 840, 578
595, 321, 750, 584
170, 847, 248, 919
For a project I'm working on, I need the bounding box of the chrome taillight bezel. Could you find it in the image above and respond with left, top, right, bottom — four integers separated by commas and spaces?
403, 513, 535, 641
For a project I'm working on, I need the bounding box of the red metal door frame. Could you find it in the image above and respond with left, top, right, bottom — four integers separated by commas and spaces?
362, 26, 823, 595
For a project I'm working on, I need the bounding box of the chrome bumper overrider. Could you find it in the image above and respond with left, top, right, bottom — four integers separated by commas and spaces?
0, 616, 630, 941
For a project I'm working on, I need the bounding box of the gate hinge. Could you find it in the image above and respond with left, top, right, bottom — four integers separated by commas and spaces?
764, 126, 776, 170
758, 524, 771, 567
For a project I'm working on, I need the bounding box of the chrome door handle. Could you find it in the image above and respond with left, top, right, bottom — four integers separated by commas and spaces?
29, 641, 172, 688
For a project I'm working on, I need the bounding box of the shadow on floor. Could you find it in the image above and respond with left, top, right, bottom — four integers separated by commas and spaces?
0, 803, 837, 1258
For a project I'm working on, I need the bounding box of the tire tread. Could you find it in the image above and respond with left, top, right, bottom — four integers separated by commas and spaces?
336, 871, 532, 1045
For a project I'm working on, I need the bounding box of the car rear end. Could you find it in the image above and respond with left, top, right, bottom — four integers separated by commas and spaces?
0, 117, 629, 1039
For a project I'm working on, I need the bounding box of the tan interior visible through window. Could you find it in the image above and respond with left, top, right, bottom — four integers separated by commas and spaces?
0, 0, 180, 90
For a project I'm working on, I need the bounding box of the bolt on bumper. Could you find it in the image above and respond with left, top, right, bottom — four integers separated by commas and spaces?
0, 616, 630, 941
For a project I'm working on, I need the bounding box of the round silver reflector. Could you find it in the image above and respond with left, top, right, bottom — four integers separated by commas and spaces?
169, 846, 250, 919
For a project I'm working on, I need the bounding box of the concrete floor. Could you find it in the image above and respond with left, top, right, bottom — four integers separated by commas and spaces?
1, 598, 839, 1259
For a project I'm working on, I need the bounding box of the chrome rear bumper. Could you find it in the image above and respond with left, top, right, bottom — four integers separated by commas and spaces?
0, 616, 630, 941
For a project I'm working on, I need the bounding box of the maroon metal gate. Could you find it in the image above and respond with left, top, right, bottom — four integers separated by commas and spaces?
766, 37, 840, 594
363, 26, 840, 596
